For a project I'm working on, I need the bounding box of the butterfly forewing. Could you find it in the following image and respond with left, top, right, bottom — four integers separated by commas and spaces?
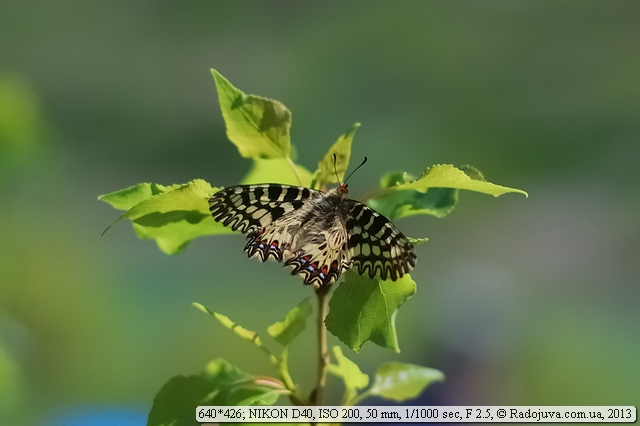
208, 184, 321, 233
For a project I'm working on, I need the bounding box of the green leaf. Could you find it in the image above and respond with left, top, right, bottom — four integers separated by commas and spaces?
378, 171, 414, 188
370, 170, 456, 221
368, 165, 526, 220
406, 236, 429, 246
325, 270, 416, 353
203, 358, 254, 385
368, 184, 459, 220
212, 69, 292, 160
225, 384, 283, 406
391, 164, 527, 197
147, 360, 285, 425
267, 298, 313, 347
311, 123, 360, 189
367, 362, 444, 402
457, 164, 485, 181
98, 182, 180, 211
327, 346, 369, 404
241, 158, 313, 187
274, 347, 298, 399
194, 303, 277, 364
101, 179, 233, 254
147, 375, 217, 426
202, 359, 286, 406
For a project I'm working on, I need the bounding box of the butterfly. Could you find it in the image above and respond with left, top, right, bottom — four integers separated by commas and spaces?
208, 158, 416, 287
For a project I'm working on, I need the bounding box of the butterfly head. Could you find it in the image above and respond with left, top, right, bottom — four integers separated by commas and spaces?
326, 183, 348, 200
333, 154, 367, 196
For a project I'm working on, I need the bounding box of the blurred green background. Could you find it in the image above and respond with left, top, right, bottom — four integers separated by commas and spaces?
1, 1, 639, 424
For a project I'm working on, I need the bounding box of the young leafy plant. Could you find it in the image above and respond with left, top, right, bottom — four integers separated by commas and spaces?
100, 69, 526, 426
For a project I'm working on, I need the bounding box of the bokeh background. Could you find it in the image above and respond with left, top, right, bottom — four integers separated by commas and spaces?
1, 1, 639, 424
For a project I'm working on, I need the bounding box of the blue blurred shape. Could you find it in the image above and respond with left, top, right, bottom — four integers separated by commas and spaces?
49, 407, 147, 426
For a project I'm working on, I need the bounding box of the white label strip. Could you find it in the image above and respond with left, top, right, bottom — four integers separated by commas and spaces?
196, 406, 636, 423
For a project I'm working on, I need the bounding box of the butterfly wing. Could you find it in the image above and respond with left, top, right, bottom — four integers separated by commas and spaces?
209, 184, 322, 262
343, 200, 416, 281
209, 184, 321, 233
284, 213, 352, 287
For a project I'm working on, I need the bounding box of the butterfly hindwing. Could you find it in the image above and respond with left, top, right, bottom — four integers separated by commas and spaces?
344, 200, 416, 281
284, 214, 351, 287
244, 208, 310, 262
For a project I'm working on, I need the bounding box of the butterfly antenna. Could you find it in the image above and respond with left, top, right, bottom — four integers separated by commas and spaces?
344, 156, 368, 184
333, 153, 341, 184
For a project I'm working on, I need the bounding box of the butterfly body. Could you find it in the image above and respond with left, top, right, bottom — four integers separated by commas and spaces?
209, 183, 416, 287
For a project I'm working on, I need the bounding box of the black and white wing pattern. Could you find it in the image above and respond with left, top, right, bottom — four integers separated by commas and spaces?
209, 184, 416, 287
342, 200, 416, 281
209, 184, 321, 234
209, 184, 322, 262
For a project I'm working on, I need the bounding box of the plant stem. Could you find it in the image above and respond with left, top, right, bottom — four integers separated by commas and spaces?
312, 285, 330, 405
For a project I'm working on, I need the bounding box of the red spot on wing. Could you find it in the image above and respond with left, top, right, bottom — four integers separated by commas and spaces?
330, 260, 339, 271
